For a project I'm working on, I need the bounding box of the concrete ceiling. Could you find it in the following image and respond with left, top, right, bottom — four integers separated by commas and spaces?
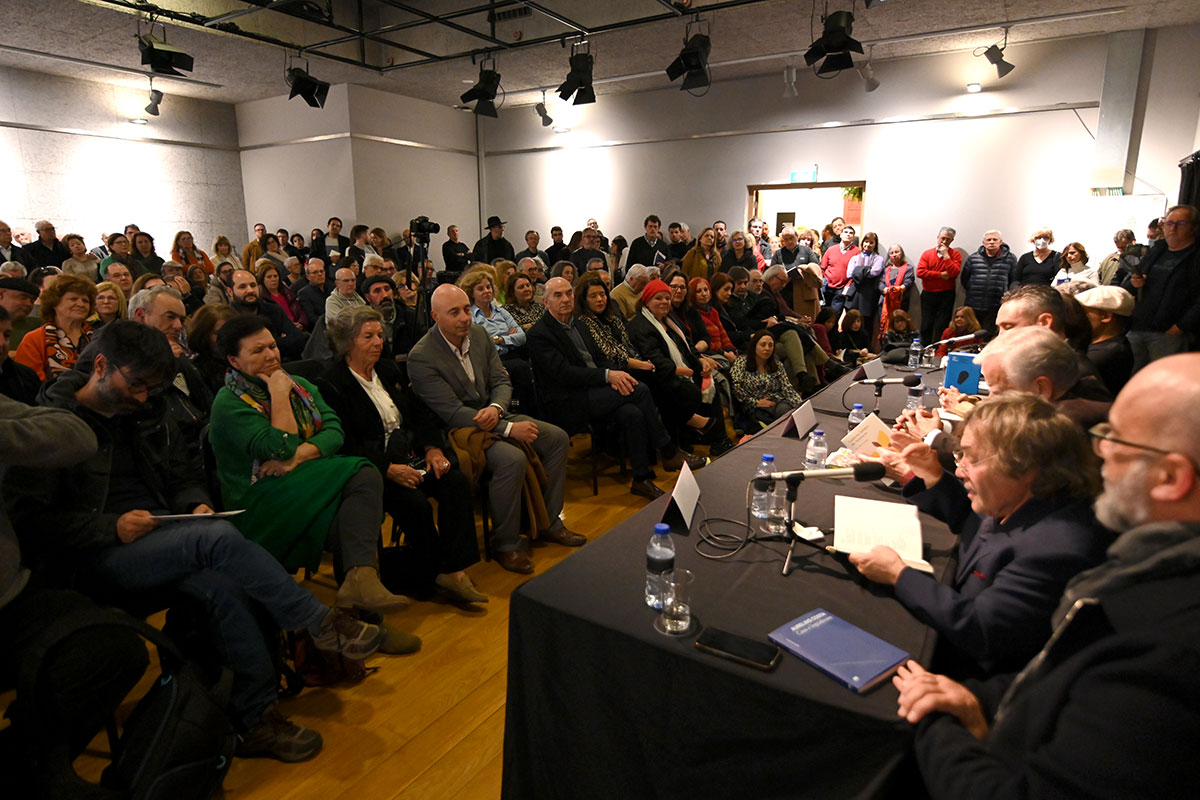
2, 0, 1199, 109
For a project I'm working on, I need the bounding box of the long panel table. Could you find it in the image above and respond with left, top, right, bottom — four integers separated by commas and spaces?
502, 361, 957, 800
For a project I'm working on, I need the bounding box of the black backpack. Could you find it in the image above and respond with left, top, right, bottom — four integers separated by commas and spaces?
20, 608, 236, 800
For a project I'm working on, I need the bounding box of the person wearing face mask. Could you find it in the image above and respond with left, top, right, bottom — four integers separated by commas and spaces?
1011, 228, 1061, 288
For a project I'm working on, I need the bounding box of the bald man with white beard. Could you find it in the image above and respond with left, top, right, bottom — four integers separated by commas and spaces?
893, 353, 1200, 798
407, 285, 582, 574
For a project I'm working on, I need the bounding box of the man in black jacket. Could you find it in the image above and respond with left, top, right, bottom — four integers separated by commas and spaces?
0, 220, 31, 268
228, 269, 307, 359
5, 322, 384, 763
471, 216, 516, 264
961, 230, 1017, 332
528, 278, 703, 499
296, 259, 334, 325
895, 354, 1200, 799
1122, 203, 1200, 370
21, 221, 71, 270
441, 225, 471, 273
625, 215, 670, 269
308, 217, 351, 265
0, 307, 38, 404
569, 228, 606, 272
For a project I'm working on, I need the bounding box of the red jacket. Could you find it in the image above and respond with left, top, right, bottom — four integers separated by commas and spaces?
695, 305, 735, 352
917, 247, 962, 292
820, 245, 859, 288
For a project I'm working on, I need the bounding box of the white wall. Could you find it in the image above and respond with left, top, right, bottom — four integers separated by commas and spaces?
0, 65, 245, 255
480, 28, 1200, 266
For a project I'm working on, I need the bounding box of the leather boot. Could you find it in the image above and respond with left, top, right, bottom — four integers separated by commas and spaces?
335, 566, 410, 613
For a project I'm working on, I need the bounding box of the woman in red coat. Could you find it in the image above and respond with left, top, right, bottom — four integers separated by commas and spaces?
687, 277, 738, 363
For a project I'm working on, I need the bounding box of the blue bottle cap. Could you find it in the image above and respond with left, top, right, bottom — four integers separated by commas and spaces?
762, 454, 775, 462
813, 429, 824, 436
654, 523, 670, 534
852, 403, 863, 410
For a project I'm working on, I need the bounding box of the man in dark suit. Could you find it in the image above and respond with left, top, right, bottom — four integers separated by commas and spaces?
307, 217, 351, 265
296, 259, 334, 324
407, 285, 583, 574
471, 216, 515, 265
0, 220, 31, 269
528, 278, 703, 501
22, 221, 71, 269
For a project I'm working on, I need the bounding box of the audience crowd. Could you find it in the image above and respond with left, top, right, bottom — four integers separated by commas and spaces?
1, 203, 1198, 796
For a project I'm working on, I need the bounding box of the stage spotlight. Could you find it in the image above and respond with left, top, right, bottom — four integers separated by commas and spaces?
286, 66, 330, 108
138, 33, 194, 76
804, 9, 863, 75
461, 59, 502, 117
783, 65, 798, 98
858, 62, 880, 92
535, 102, 553, 127
665, 33, 712, 92
145, 88, 163, 116
557, 44, 595, 105
983, 44, 1015, 78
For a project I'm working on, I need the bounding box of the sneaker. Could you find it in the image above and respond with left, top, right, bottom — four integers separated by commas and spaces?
237, 708, 323, 762
310, 608, 386, 661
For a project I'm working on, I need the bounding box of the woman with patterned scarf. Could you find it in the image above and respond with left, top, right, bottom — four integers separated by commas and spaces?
208, 314, 408, 615
13, 273, 95, 381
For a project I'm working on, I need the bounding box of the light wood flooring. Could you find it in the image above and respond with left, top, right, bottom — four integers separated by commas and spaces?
66, 435, 679, 800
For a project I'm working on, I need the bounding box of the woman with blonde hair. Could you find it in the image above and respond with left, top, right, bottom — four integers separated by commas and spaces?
90, 281, 128, 330
936, 306, 983, 357
681, 227, 722, 280
212, 235, 243, 271
1011, 227, 1060, 286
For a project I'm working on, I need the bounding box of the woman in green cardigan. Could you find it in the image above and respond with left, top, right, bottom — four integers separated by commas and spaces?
208, 314, 406, 614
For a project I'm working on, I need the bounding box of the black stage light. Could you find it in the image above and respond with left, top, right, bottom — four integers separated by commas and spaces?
145, 88, 163, 116
665, 33, 711, 91
461, 62, 502, 117
287, 66, 330, 108
983, 44, 1015, 78
138, 34, 194, 76
557, 51, 595, 105
805, 9, 864, 75
535, 102, 553, 127
817, 51, 855, 75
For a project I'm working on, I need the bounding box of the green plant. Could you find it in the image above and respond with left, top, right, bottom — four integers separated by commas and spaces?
842, 186, 864, 201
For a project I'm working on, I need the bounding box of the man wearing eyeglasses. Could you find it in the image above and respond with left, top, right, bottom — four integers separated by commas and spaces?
325, 268, 366, 324
891, 353, 1200, 799
1122, 204, 1200, 370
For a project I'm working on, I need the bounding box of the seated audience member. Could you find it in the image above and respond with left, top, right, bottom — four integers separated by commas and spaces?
0, 307, 39, 403
90, 281, 127, 331
212, 235, 243, 273
99, 233, 141, 281
1, 396, 149, 796
883, 309, 917, 353
569, 228, 606, 273
517, 257, 548, 298
491, 260, 517, 304
666, 272, 709, 353
205, 260, 236, 306
185, 303, 237, 394
688, 277, 738, 363
529, 277, 703, 501
5, 321, 385, 763
1056, 289, 1095, 355
160, 259, 191, 297
181, 264, 207, 314
935, 306, 983, 357
103, 262, 134, 298
839, 309, 872, 361
61, 233, 101, 282
0, 261, 26, 278
611, 263, 650, 320
296, 258, 334, 323
755, 265, 827, 390
709, 273, 749, 349
627, 279, 733, 455
503, 272, 545, 330
513, 229, 549, 267
549, 260, 577, 287
130, 273, 166, 295
318, 307, 485, 604
730, 330, 804, 426
170, 230, 215, 276
1076, 285, 1135, 395
895, 354, 1200, 798
460, 267, 537, 415
282, 254, 304, 288
326, 267, 366, 323
722, 267, 756, 331
257, 259, 309, 332
851, 393, 1111, 678
14, 274, 95, 381
361, 275, 419, 359
407, 285, 583, 575
132, 231, 165, 276
208, 315, 414, 621
226, 269, 306, 359
574, 273, 659, 378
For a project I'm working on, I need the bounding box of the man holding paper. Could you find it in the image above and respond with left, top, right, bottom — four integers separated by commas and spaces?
848, 394, 1111, 678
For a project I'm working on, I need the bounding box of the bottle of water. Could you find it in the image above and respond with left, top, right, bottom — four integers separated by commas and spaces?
751, 454, 775, 520
906, 373, 923, 410
907, 337, 922, 369
805, 430, 828, 469
848, 403, 867, 429
645, 523, 675, 609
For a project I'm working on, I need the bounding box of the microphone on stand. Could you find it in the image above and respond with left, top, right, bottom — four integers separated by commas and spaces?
928, 330, 990, 349
754, 461, 886, 490
853, 374, 922, 388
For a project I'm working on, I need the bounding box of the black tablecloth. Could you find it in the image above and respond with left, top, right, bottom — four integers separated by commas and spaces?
502, 363, 957, 800
810, 359, 946, 422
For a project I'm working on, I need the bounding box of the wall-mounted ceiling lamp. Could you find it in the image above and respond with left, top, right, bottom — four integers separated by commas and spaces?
557, 40, 595, 105
783, 64, 798, 98
966, 82, 982, 93
805, 10, 864, 76
665, 17, 712, 94
535, 91, 553, 127
285, 55, 329, 108
128, 118, 149, 125
857, 45, 880, 92
461, 56, 502, 118
979, 28, 1015, 78
137, 20, 194, 76
145, 81, 163, 116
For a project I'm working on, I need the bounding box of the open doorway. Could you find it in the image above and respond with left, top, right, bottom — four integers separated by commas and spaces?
750, 181, 867, 238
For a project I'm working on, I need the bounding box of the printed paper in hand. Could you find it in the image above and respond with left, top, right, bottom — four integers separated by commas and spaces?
840, 412, 893, 457
832, 495, 933, 573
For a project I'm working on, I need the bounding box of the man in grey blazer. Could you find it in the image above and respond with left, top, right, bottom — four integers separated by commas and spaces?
408, 285, 584, 574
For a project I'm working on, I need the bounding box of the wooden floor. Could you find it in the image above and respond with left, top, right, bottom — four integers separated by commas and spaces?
69, 435, 685, 800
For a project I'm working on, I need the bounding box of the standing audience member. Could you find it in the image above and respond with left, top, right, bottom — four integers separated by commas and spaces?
961, 230, 1016, 331
1122, 204, 1199, 369
845, 231, 884, 330
917, 226, 962, 344
626, 215, 670, 269
23, 221, 71, 269
1011, 227, 1060, 286
1076, 285, 1135, 395
472, 216, 516, 264
514, 230, 549, 266
820, 223, 860, 313
681, 227, 721, 281
1098, 229, 1136, 286
61, 233, 101, 282
878, 244, 916, 342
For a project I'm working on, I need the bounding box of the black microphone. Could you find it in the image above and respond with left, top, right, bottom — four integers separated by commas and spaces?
854, 374, 922, 387
753, 461, 886, 489
930, 330, 990, 348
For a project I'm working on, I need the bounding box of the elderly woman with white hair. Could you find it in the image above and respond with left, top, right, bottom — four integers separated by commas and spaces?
852, 393, 1112, 679
1011, 227, 1061, 287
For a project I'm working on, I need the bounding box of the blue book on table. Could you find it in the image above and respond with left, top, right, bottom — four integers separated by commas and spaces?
768, 609, 909, 693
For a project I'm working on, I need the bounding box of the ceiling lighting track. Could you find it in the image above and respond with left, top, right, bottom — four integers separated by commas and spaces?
0, 42, 224, 88
372, 0, 512, 49
523, 2, 591, 35
202, 0, 306, 27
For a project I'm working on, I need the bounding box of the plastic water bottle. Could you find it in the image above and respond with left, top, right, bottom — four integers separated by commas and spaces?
751, 454, 775, 520
906, 374, 923, 410
805, 430, 828, 469
907, 337, 922, 369
645, 523, 675, 609
848, 403, 867, 430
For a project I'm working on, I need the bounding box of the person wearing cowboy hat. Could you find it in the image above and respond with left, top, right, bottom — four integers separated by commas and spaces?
471, 215, 516, 265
